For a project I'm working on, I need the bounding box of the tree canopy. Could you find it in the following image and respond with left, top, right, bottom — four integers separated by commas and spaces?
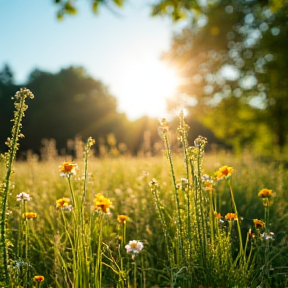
163, 0, 288, 153
54, 0, 201, 20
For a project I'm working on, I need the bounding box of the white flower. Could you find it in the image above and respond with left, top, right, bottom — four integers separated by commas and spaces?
261, 232, 275, 240
125, 240, 144, 258
16, 192, 31, 202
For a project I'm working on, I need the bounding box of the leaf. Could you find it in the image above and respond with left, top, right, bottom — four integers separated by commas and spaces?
92, 1, 99, 13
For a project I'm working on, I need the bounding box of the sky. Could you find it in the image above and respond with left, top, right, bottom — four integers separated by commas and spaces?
0, 0, 183, 120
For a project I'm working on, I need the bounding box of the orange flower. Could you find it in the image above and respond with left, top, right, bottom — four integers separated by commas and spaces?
225, 213, 238, 221
117, 215, 129, 223
248, 229, 255, 238
203, 181, 213, 191
56, 198, 70, 208
253, 219, 265, 229
23, 212, 37, 219
215, 166, 233, 180
258, 188, 274, 198
215, 212, 222, 220
59, 162, 78, 178
33, 275, 44, 283
94, 194, 112, 213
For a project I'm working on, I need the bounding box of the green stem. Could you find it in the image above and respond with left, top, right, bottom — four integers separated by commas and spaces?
227, 180, 244, 259
133, 260, 137, 288
163, 133, 184, 264
0, 91, 29, 284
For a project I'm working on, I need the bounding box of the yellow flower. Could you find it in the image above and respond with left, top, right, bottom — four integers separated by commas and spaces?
225, 213, 238, 221
23, 212, 37, 219
258, 188, 274, 198
117, 215, 129, 223
59, 162, 78, 178
94, 194, 112, 213
56, 198, 72, 211
33, 275, 44, 283
56, 198, 70, 208
253, 219, 265, 229
215, 166, 233, 180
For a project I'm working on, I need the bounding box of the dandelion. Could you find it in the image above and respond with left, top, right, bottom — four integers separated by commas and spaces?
33, 275, 44, 283
225, 213, 238, 221
258, 188, 274, 198
59, 162, 78, 178
56, 198, 72, 211
117, 215, 129, 223
94, 194, 112, 213
215, 166, 233, 180
125, 240, 144, 259
16, 192, 31, 201
253, 219, 265, 229
23, 212, 37, 219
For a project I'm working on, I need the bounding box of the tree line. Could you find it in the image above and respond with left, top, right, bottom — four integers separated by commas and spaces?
0, 65, 217, 158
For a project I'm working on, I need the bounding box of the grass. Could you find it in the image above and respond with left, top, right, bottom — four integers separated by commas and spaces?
1, 89, 288, 287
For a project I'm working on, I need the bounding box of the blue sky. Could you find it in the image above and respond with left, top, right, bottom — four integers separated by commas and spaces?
0, 0, 182, 119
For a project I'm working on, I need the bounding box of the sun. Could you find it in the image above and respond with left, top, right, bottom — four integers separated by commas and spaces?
112, 59, 181, 120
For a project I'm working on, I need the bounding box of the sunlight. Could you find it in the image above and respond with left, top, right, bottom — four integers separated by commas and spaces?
113, 59, 181, 120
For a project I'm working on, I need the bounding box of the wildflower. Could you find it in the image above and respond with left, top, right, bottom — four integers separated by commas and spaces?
16, 192, 31, 201
253, 219, 265, 229
118, 215, 129, 223
194, 135, 208, 148
56, 198, 72, 211
225, 213, 238, 221
158, 118, 169, 137
248, 229, 255, 238
215, 166, 233, 180
23, 212, 37, 219
125, 240, 144, 259
176, 178, 189, 190
214, 212, 222, 220
33, 275, 44, 283
59, 162, 78, 178
202, 175, 214, 191
94, 194, 112, 213
261, 232, 274, 240
149, 178, 158, 187
258, 188, 275, 198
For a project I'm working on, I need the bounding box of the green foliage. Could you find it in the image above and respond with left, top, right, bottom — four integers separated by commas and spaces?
164, 0, 288, 153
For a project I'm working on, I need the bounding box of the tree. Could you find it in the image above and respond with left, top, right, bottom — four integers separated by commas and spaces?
13, 66, 129, 154
53, 0, 202, 20
163, 0, 288, 152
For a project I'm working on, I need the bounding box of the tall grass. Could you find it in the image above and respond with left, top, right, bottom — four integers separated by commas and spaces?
1, 88, 288, 287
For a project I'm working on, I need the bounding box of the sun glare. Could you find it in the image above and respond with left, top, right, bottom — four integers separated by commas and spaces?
113, 60, 180, 120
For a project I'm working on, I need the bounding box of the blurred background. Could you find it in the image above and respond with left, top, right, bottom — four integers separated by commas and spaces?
1, 0, 288, 158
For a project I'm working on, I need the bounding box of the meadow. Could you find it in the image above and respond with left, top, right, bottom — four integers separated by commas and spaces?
1, 89, 288, 288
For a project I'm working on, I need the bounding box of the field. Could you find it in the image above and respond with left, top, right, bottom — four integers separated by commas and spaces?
1, 90, 288, 288
1, 148, 288, 287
